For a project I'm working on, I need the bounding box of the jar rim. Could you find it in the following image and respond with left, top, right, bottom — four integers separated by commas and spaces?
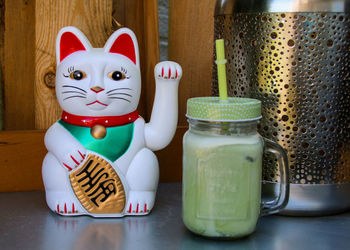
186, 97, 261, 122
186, 114, 262, 123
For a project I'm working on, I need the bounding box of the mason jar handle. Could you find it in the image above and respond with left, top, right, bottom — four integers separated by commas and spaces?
262, 138, 290, 216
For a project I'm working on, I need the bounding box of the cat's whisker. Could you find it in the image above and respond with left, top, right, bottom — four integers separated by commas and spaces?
109, 97, 131, 103
63, 95, 86, 101
106, 88, 132, 94
62, 85, 87, 93
62, 91, 87, 96
107, 92, 132, 97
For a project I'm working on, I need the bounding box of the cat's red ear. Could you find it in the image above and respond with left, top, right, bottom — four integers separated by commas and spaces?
104, 28, 139, 67
56, 27, 92, 64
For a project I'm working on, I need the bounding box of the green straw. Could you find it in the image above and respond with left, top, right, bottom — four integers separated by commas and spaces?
215, 39, 228, 102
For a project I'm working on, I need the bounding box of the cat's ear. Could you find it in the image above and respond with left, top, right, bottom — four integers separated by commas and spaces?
104, 28, 140, 68
56, 26, 92, 64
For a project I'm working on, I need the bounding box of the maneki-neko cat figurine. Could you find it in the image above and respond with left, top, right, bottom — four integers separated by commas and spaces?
42, 26, 182, 217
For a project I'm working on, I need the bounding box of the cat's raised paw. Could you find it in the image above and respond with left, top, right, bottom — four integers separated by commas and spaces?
155, 61, 182, 80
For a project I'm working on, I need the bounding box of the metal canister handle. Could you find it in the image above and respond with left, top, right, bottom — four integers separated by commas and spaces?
262, 138, 290, 215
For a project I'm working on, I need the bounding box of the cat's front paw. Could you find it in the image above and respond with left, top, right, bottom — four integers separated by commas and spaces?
155, 61, 182, 81
126, 191, 156, 216
62, 149, 86, 171
46, 191, 84, 216
56, 201, 80, 215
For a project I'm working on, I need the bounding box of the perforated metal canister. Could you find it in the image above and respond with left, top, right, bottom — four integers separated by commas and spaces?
213, 0, 350, 215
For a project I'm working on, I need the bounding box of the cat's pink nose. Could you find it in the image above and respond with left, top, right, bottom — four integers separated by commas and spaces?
90, 86, 104, 93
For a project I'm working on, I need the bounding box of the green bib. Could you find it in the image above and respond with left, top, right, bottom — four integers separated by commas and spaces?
58, 120, 134, 162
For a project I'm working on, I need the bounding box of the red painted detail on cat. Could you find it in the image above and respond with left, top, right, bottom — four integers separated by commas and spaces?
144, 203, 147, 212
136, 203, 139, 213
63, 162, 72, 171
161, 67, 164, 77
90, 87, 104, 93
61, 110, 139, 127
70, 155, 80, 165
57, 204, 60, 213
72, 203, 75, 213
128, 204, 132, 213
168, 68, 171, 78
86, 100, 108, 107
109, 33, 136, 65
64, 203, 67, 213
78, 150, 85, 160
60, 32, 86, 62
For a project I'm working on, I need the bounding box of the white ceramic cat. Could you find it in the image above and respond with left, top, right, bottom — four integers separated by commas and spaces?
42, 26, 182, 217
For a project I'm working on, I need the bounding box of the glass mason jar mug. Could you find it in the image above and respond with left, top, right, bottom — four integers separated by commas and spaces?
182, 97, 289, 238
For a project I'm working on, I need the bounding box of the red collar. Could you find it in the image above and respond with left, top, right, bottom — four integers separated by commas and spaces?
61, 110, 139, 127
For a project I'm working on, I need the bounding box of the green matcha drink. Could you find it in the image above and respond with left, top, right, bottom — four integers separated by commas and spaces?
182, 97, 264, 238
183, 97, 289, 238
183, 121, 263, 238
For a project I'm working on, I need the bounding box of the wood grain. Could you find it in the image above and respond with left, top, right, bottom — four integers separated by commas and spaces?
142, 0, 160, 121
168, 0, 215, 126
3, 0, 35, 130
0, 130, 46, 192
35, 0, 113, 129
0, 0, 4, 130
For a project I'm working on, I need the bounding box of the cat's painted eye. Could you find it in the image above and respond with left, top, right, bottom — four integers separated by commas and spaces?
70, 70, 86, 80
109, 71, 126, 81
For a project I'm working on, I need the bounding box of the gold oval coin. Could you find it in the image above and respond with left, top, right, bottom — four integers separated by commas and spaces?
91, 124, 107, 139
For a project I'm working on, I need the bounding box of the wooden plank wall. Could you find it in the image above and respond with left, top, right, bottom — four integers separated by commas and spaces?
166, 0, 215, 182
0, 0, 215, 191
169, 0, 215, 126
0, 131, 46, 191
3, 0, 36, 130
0, 0, 3, 130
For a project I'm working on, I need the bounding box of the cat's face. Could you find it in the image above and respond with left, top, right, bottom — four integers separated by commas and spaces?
55, 27, 141, 117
